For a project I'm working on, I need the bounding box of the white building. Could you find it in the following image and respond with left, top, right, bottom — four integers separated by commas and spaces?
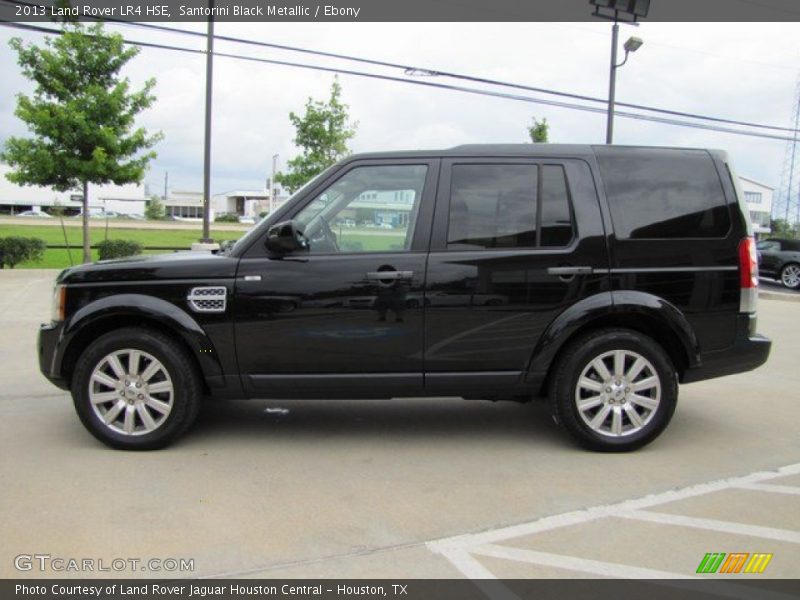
739, 176, 774, 237
0, 164, 146, 215
212, 190, 292, 218
163, 190, 211, 220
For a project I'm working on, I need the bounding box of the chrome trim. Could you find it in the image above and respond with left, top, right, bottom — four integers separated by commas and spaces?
594, 266, 738, 274
187, 286, 227, 313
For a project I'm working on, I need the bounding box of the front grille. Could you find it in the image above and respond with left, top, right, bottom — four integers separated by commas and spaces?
187, 287, 227, 313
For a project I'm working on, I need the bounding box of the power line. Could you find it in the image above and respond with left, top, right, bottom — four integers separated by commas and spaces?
108, 17, 800, 135
1, 0, 797, 136
1, 20, 798, 143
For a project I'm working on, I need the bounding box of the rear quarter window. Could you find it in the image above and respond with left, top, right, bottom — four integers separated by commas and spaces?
595, 148, 731, 239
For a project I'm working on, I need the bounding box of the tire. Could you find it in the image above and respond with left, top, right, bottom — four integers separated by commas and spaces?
780, 263, 800, 290
71, 327, 202, 450
549, 328, 678, 452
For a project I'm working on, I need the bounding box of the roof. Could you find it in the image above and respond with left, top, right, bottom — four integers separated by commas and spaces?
348, 143, 724, 161
739, 175, 774, 190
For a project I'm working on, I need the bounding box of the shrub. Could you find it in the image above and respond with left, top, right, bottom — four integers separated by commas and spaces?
215, 213, 240, 223
145, 197, 166, 220
0, 237, 46, 269
259, 211, 269, 219
97, 239, 142, 261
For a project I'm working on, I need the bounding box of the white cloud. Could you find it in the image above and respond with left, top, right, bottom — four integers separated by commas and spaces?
1, 21, 799, 197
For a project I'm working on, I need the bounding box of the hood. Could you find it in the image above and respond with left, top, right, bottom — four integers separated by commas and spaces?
58, 251, 238, 284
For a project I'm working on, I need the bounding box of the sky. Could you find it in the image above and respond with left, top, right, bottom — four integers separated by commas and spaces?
1, 21, 799, 204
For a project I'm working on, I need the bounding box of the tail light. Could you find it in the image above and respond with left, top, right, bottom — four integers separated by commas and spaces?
739, 237, 758, 313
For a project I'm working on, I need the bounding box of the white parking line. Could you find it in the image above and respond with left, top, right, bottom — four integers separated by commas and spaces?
470, 544, 691, 579
617, 510, 800, 544
733, 482, 800, 496
428, 462, 800, 581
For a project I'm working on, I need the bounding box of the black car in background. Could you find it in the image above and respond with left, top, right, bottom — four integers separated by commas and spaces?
39, 145, 771, 452
757, 238, 800, 290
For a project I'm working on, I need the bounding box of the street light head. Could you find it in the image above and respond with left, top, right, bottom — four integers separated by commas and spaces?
590, 0, 650, 22
624, 36, 644, 53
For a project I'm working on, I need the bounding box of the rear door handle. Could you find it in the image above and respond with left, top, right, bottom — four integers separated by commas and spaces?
366, 270, 413, 280
547, 266, 593, 276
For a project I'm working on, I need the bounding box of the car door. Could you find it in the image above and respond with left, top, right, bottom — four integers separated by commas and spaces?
234, 159, 438, 398
423, 158, 609, 395
756, 240, 781, 276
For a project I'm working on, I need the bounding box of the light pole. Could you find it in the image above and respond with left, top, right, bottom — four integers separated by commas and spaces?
201, 0, 215, 242
590, 0, 650, 144
606, 32, 643, 143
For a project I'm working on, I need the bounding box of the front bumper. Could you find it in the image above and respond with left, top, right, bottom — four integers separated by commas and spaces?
38, 322, 69, 390
682, 315, 771, 383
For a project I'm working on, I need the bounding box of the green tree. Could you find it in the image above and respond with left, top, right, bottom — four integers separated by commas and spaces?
145, 195, 166, 220
1, 23, 162, 263
275, 77, 357, 193
769, 218, 799, 239
527, 117, 549, 143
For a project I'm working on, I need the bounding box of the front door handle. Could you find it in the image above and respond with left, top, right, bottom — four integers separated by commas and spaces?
366, 270, 413, 280
547, 266, 593, 276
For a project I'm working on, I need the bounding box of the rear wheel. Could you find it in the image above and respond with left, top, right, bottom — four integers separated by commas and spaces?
780, 263, 800, 290
549, 328, 678, 452
71, 328, 201, 450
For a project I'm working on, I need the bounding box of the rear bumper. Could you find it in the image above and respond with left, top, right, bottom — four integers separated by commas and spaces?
38, 322, 69, 390
682, 315, 771, 383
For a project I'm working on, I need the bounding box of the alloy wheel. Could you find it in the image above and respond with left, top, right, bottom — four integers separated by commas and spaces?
88, 349, 174, 436
574, 349, 661, 438
781, 264, 800, 289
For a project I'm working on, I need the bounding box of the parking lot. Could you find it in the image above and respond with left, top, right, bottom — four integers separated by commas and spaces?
1, 269, 798, 580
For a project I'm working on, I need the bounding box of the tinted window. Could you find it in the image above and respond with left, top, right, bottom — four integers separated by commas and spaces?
448, 164, 538, 249
596, 148, 731, 239
447, 164, 574, 249
540, 165, 574, 247
782, 240, 800, 252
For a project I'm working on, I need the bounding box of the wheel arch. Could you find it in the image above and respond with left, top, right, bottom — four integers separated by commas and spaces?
527, 291, 700, 395
58, 294, 222, 392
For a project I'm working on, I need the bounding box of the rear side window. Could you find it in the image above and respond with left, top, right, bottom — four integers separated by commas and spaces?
595, 148, 731, 239
447, 163, 573, 249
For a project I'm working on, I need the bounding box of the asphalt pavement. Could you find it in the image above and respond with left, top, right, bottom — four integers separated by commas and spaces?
1, 270, 798, 580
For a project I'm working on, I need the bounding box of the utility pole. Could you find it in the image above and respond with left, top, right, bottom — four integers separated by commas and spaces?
163, 171, 168, 202
201, 0, 214, 242
271, 153, 278, 213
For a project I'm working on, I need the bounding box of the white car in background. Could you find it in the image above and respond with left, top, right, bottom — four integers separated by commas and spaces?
15, 210, 53, 218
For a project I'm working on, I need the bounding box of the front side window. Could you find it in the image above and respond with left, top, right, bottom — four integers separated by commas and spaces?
294, 164, 427, 254
446, 163, 573, 250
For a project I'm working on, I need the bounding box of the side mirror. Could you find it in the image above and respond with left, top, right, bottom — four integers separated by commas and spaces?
265, 220, 309, 255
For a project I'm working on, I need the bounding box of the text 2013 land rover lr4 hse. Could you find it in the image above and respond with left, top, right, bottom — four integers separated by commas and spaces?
39, 145, 771, 451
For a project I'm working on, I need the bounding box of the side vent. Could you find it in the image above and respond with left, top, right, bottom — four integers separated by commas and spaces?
187, 287, 227, 313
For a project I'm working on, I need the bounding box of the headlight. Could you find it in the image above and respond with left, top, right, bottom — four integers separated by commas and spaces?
51, 284, 66, 322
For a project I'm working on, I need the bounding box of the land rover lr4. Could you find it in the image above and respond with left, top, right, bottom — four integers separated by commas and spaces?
38, 145, 771, 451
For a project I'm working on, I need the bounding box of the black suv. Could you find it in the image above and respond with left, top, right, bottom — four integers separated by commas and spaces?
38, 145, 771, 451
757, 238, 800, 290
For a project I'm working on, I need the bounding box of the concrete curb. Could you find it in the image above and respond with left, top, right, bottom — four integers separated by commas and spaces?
760, 290, 800, 303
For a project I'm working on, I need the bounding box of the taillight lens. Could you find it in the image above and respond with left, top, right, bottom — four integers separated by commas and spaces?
739, 237, 758, 313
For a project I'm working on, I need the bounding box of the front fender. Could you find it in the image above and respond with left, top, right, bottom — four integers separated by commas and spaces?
59, 293, 223, 381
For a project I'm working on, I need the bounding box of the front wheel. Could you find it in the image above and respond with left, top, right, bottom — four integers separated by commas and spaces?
780, 263, 800, 290
549, 328, 678, 452
71, 328, 202, 450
